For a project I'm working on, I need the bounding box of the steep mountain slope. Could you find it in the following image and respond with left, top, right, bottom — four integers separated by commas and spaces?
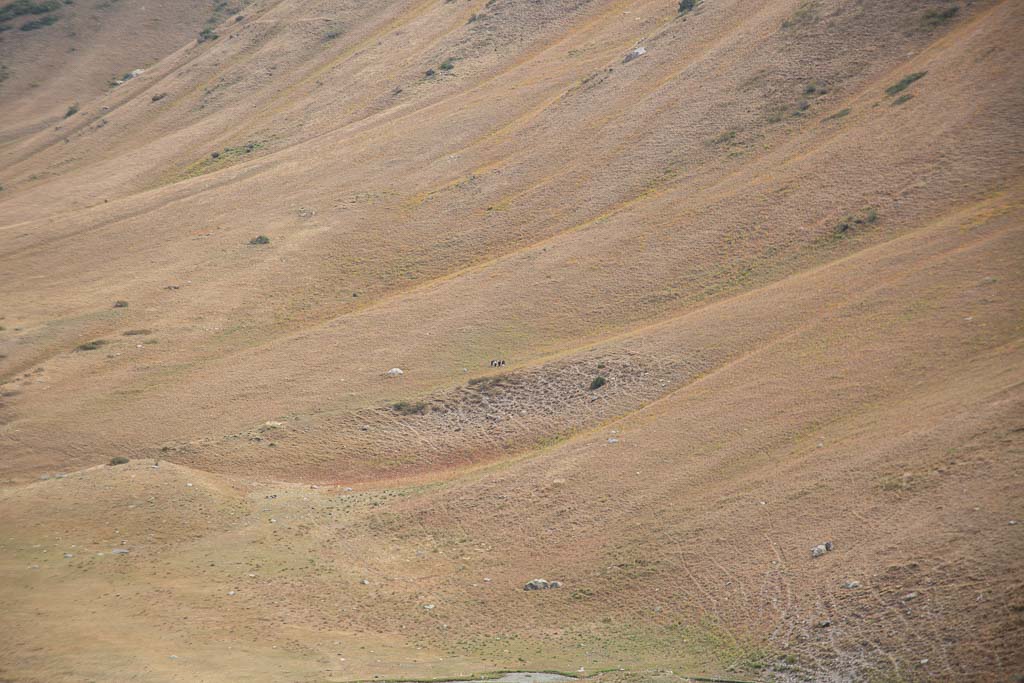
0, 0, 1022, 680
0, 0, 223, 141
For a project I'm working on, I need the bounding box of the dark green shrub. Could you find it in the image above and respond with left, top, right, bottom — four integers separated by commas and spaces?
249, 235, 270, 245
712, 130, 737, 145
833, 208, 879, 238
922, 6, 958, 28
0, 0, 60, 22
824, 108, 851, 121
109, 456, 130, 466
19, 13, 57, 30
885, 72, 926, 96
781, 2, 817, 29
589, 376, 607, 390
113, 300, 128, 308
391, 401, 428, 415
678, 0, 695, 13
198, 27, 218, 42
76, 340, 106, 351
891, 93, 913, 106
63, 102, 78, 118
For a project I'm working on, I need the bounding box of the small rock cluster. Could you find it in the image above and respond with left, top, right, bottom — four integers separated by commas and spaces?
623, 46, 646, 63
811, 541, 834, 558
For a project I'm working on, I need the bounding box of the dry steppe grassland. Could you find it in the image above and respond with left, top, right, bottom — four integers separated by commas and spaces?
0, 0, 1022, 681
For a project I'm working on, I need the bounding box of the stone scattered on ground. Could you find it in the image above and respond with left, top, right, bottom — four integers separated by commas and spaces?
524, 578, 563, 590
811, 541, 834, 558
623, 46, 647, 63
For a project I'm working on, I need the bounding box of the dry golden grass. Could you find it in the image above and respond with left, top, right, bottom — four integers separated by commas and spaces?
1, 0, 1022, 680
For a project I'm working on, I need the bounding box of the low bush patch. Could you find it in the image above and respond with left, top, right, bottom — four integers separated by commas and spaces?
0, 0, 61, 22
391, 401, 428, 415
19, 13, 57, 30
833, 207, 879, 238
76, 340, 107, 351
922, 6, 958, 29
885, 72, 926, 96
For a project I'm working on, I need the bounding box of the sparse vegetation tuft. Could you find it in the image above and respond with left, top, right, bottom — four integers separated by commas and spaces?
891, 93, 913, 106
76, 340, 107, 351
198, 27, 218, 42
113, 300, 129, 308
922, 6, 958, 29
678, 0, 695, 14
19, 12, 57, 30
182, 141, 264, 179
712, 130, 737, 145
824, 108, 851, 121
781, 1, 817, 29
391, 401, 428, 415
249, 235, 270, 245
109, 456, 130, 466
589, 376, 607, 390
832, 207, 879, 238
63, 102, 78, 118
123, 329, 152, 336
0, 0, 60, 22
885, 72, 926, 96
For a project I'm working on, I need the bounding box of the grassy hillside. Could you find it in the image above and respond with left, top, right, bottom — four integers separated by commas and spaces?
0, 0, 1022, 680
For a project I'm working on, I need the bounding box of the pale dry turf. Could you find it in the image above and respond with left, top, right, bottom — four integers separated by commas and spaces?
0, 0, 1022, 681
